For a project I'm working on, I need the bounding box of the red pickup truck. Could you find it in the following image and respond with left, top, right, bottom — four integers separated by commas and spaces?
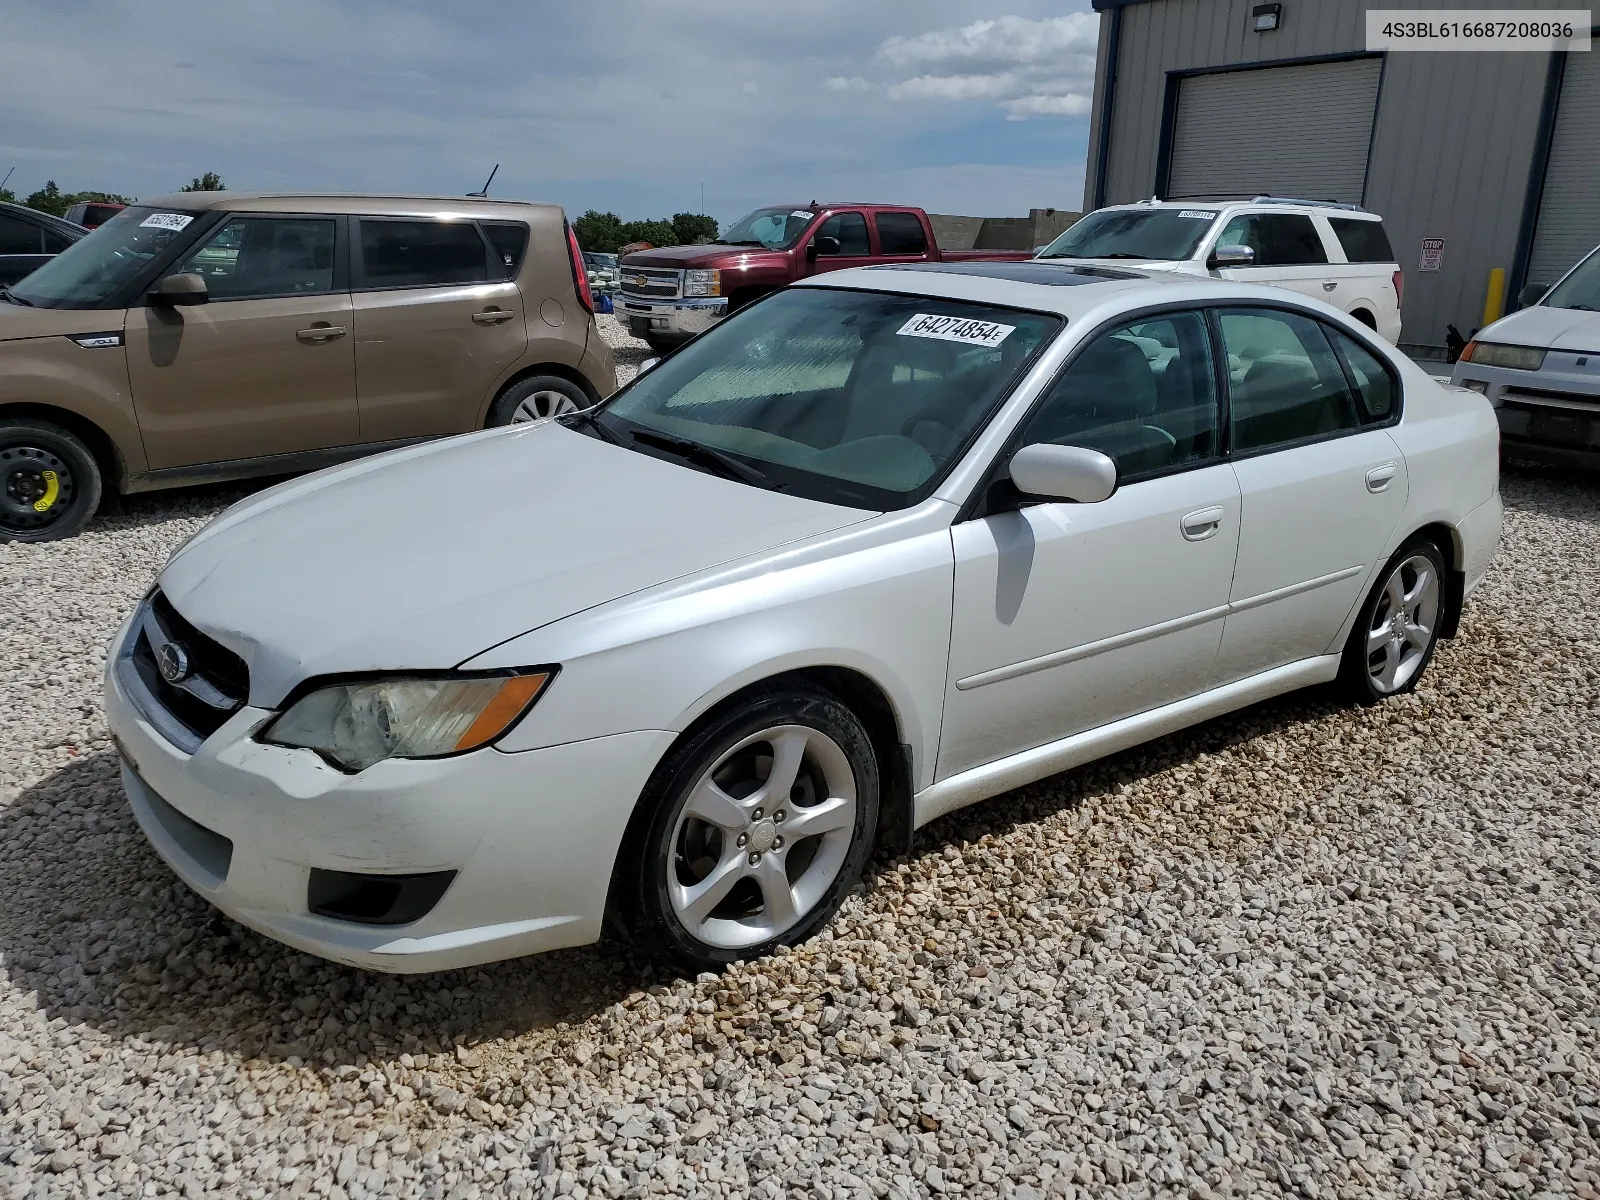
616, 203, 1032, 351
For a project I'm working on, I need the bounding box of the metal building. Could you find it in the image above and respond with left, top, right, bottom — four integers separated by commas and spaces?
1084, 0, 1599, 357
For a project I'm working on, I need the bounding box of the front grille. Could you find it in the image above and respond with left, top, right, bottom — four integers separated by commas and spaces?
619, 267, 681, 300
127, 592, 249, 743
1502, 387, 1600, 410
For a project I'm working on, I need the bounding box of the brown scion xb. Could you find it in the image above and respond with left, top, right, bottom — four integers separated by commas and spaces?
0, 193, 617, 541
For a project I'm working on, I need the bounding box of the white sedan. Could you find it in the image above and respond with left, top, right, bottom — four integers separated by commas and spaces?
105, 261, 1502, 973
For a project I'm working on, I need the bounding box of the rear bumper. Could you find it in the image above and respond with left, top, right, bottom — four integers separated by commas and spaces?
614, 295, 728, 342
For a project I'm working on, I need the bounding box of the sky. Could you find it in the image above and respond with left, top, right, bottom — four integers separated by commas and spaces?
0, 1, 1100, 227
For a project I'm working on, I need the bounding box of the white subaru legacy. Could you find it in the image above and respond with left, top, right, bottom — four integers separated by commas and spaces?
105, 262, 1501, 973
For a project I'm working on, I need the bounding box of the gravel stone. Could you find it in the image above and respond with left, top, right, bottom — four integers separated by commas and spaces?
2, 342, 1598, 1199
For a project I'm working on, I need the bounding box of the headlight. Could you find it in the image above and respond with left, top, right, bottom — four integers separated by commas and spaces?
1462, 341, 1546, 371
683, 269, 721, 297
261, 670, 554, 772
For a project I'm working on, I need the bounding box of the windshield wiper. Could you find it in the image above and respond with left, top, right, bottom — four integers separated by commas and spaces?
627, 428, 774, 489
724, 240, 771, 248
0, 287, 32, 306
1092, 252, 1154, 260
560, 406, 627, 445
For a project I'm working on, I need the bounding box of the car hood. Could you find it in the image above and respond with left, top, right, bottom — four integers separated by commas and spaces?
1478, 305, 1600, 353
0, 305, 126, 341
622, 245, 789, 270
159, 423, 873, 707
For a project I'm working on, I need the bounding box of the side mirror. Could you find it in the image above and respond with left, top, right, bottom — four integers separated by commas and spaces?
1517, 282, 1548, 309
808, 235, 840, 261
638, 357, 660, 374
1009, 443, 1117, 503
1207, 244, 1254, 269
149, 272, 208, 306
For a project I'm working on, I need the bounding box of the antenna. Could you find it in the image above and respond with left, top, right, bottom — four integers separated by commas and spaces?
0, 167, 13, 194
467, 164, 499, 197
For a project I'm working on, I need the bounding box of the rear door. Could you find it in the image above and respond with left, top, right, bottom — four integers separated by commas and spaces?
351, 216, 528, 441
1324, 216, 1401, 340
804, 210, 875, 278
1212, 212, 1334, 304
124, 212, 359, 469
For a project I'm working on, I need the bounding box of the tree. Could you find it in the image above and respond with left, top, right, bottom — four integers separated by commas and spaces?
572, 209, 625, 254
23, 181, 134, 217
181, 171, 225, 192
0, 187, 14, 205
671, 212, 719, 245
620, 218, 675, 248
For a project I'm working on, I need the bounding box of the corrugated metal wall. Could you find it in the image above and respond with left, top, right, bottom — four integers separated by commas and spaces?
1086, 0, 1553, 354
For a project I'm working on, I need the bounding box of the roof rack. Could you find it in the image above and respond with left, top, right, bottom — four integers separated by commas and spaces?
1251, 195, 1366, 212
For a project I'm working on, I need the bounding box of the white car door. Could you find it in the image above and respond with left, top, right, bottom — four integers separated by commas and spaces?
939, 310, 1241, 780
1213, 212, 1337, 305
1213, 306, 1410, 683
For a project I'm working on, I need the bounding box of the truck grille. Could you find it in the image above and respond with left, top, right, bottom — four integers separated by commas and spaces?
120, 591, 249, 751
619, 267, 681, 300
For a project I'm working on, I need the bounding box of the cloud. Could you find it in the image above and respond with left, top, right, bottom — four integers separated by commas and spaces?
868, 13, 1098, 121
823, 75, 873, 93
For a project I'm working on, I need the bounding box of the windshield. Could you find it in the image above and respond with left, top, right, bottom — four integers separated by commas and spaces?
8, 206, 202, 308
720, 206, 817, 250
588, 288, 1060, 509
584, 252, 617, 269
1543, 246, 1600, 312
1037, 207, 1218, 262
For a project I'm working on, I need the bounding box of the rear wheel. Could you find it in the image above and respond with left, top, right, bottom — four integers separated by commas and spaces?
1339, 538, 1447, 705
0, 419, 102, 543
486, 375, 592, 426
613, 686, 879, 971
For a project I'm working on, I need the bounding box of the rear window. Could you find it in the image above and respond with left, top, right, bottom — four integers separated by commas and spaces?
876, 211, 928, 256
358, 218, 490, 288
483, 222, 530, 277
1328, 218, 1395, 263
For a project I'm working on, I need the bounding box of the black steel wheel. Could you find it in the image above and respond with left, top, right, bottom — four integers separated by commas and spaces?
0, 420, 102, 543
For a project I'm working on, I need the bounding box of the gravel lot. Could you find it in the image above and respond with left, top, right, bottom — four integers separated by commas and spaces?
2, 319, 1599, 1199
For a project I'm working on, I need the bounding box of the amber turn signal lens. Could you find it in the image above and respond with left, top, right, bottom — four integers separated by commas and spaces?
454, 673, 551, 751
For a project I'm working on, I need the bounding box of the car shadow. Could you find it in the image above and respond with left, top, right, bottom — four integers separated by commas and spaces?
0, 676, 1356, 1070
1501, 458, 1600, 525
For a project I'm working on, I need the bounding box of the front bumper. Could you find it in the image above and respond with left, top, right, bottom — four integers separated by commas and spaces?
614, 295, 728, 342
1451, 359, 1600, 461
104, 614, 673, 973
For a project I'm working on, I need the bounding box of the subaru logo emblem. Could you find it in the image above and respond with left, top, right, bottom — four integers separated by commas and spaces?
157, 641, 190, 684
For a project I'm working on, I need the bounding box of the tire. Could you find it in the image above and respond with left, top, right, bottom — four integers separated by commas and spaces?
613, 685, 880, 972
645, 337, 679, 357
485, 375, 593, 427
1338, 537, 1448, 706
0, 419, 103, 543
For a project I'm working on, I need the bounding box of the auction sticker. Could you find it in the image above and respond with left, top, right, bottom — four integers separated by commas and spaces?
898, 313, 1015, 347
140, 212, 194, 231
1178, 210, 1217, 219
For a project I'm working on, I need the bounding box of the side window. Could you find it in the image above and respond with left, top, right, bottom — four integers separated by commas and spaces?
1215, 214, 1326, 266
359, 219, 490, 288
43, 227, 76, 254
815, 212, 869, 256
483, 222, 530, 277
1016, 310, 1219, 482
175, 217, 337, 299
1328, 217, 1395, 263
876, 211, 928, 256
0, 215, 42, 255
1327, 327, 1398, 423
1217, 308, 1360, 453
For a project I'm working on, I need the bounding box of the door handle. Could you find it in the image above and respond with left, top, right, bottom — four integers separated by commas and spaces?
1181, 506, 1225, 541
472, 309, 515, 325
295, 324, 347, 343
1366, 463, 1398, 493
1322, 281, 1338, 291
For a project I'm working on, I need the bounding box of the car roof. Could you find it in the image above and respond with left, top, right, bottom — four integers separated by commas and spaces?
1102, 198, 1382, 220
0, 200, 87, 237
130, 191, 563, 219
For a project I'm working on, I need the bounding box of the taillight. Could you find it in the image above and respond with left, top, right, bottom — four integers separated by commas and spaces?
565, 224, 594, 315
1392, 269, 1404, 308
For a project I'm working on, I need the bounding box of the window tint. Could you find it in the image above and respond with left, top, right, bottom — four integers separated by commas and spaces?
815, 212, 869, 256
876, 211, 928, 256
176, 217, 337, 299
1328, 218, 1395, 263
1218, 308, 1360, 452
359, 219, 489, 287
1328, 328, 1397, 423
0, 215, 42, 255
1215, 214, 1327, 266
483, 222, 530, 277
42, 227, 76, 254
1017, 310, 1219, 481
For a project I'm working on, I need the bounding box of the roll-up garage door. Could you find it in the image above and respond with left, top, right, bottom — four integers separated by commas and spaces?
1528, 51, 1600, 287
1166, 58, 1383, 204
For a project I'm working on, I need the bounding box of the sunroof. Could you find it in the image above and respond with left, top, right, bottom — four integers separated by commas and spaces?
862, 261, 1144, 285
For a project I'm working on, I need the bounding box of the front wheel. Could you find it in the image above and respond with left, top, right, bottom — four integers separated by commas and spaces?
1339, 538, 1447, 705
613, 686, 880, 971
0, 419, 103, 543
486, 375, 593, 427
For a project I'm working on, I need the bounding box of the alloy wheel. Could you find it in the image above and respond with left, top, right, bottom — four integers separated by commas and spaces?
1364, 553, 1440, 694
510, 390, 580, 422
666, 724, 858, 950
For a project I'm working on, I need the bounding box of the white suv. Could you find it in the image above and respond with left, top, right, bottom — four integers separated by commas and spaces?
1036, 197, 1403, 344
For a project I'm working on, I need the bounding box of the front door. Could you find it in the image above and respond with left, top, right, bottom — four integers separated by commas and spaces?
940, 309, 1240, 779
1213, 306, 1409, 682
124, 214, 357, 470
351, 216, 528, 441
1212, 212, 1336, 305
804, 211, 876, 278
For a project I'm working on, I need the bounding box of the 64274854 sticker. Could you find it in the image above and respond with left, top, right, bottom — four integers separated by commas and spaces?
896, 313, 1015, 348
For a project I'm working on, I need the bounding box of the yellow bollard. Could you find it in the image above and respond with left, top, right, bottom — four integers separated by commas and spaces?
1483, 267, 1506, 326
